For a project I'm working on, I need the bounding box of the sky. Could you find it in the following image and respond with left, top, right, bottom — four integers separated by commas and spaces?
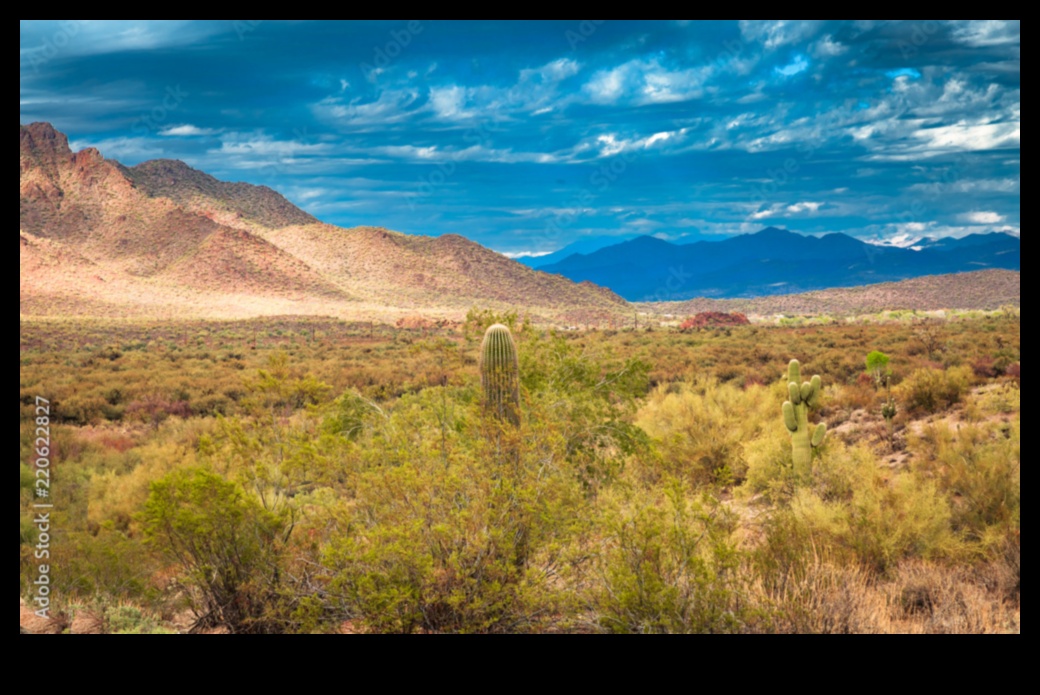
20, 20, 1020, 257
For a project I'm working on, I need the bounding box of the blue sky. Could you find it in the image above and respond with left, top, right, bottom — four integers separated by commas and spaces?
20, 20, 1020, 256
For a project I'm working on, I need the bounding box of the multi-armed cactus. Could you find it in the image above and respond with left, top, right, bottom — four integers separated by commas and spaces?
480, 323, 520, 426
781, 359, 826, 480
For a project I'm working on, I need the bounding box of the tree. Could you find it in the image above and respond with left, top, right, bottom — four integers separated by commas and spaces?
865, 350, 891, 391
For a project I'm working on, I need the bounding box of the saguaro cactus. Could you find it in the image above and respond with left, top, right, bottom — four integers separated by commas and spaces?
781, 359, 826, 480
480, 323, 520, 426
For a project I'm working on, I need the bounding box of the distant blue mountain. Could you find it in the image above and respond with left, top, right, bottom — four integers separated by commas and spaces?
515, 230, 724, 268
514, 234, 639, 268
537, 228, 1020, 301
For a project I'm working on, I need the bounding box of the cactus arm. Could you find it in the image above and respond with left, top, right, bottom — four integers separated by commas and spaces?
811, 422, 827, 448
809, 375, 822, 407
782, 401, 797, 432
787, 359, 801, 385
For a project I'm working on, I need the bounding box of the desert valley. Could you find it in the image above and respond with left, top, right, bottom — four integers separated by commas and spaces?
20, 20, 1019, 634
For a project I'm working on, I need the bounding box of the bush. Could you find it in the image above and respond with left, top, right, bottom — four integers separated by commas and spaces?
105, 604, 176, 634
143, 467, 291, 633
588, 482, 746, 633
323, 388, 583, 633
897, 366, 972, 414
635, 379, 774, 487
909, 420, 1020, 546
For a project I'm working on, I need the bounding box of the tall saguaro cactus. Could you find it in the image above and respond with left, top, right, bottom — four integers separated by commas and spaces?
480, 323, 520, 426
782, 359, 826, 480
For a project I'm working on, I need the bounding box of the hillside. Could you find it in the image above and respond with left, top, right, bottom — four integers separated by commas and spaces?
541, 227, 1020, 301
643, 269, 1020, 317
19, 123, 626, 321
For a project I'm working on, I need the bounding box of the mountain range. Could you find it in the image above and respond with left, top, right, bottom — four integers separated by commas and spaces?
19, 123, 625, 321
538, 227, 1019, 301
19, 122, 1020, 320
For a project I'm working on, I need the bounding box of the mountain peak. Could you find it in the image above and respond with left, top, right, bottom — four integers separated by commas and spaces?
754, 226, 798, 238
20, 122, 71, 160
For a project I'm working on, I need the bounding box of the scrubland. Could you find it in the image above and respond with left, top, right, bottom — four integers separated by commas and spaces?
19, 310, 1020, 633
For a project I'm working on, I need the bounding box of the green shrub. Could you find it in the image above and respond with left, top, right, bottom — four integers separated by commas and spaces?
636, 379, 773, 487
105, 604, 175, 634
143, 467, 290, 633
897, 366, 972, 414
588, 482, 746, 633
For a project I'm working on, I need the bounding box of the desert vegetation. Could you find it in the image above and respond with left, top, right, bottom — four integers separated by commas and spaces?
19, 311, 1019, 633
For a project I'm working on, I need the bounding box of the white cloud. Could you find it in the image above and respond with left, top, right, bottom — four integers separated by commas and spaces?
811, 35, 847, 58
750, 201, 822, 220
960, 211, 1004, 224
159, 124, 218, 137
948, 20, 1020, 47
499, 250, 551, 259
739, 20, 822, 49
428, 85, 472, 120
581, 128, 691, 159
786, 201, 822, 213
906, 178, 1019, 195
583, 57, 711, 105
521, 58, 580, 83
314, 89, 421, 126
67, 136, 166, 163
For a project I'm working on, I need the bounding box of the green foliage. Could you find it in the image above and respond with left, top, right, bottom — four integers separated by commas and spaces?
142, 467, 290, 633
322, 387, 583, 633
865, 350, 891, 389
17, 315, 1021, 633
897, 366, 972, 414
465, 307, 524, 337
480, 324, 520, 426
636, 378, 774, 487
781, 359, 826, 481
520, 332, 650, 489
910, 419, 1020, 547
105, 604, 176, 634
759, 442, 961, 574
589, 481, 745, 633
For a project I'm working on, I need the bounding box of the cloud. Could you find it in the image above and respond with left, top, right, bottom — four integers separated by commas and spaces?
67, 136, 166, 163
21, 21, 1019, 250
906, 178, 1019, 195
750, 201, 823, 220
811, 35, 847, 58
582, 57, 712, 105
314, 89, 422, 126
498, 250, 551, 259
960, 211, 1004, 224
159, 124, 219, 137
739, 20, 822, 49
948, 20, 1020, 47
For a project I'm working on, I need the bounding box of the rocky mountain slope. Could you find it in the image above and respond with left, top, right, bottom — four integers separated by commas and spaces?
19, 122, 626, 321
